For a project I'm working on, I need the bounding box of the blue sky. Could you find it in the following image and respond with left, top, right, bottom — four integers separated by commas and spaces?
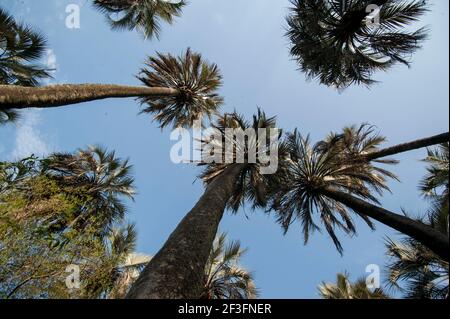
0, 0, 448, 298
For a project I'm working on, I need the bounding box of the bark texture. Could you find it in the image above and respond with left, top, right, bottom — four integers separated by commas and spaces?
322, 187, 450, 261
0, 84, 178, 109
364, 132, 449, 161
126, 164, 244, 299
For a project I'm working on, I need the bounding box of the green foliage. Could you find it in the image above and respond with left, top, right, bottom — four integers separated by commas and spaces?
93, 0, 186, 39
202, 233, 258, 299
0, 7, 52, 124
319, 272, 389, 299
268, 124, 397, 253
199, 108, 282, 212
0, 218, 139, 299
286, 0, 429, 89
0, 148, 139, 299
0, 8, 51, 86
139, 48, 224, 129
385, 143, 449, 299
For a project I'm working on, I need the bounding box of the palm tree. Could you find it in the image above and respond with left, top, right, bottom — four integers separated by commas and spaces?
0, 8, 51, 123
386, 144, 449, 299
83, 223, 151, 299
286, 0, 429, 89
42, 146, 136, 237
269, 125, 449, 260
201, 233, 258, 299
93, 0, 186, 39
0, 48, 223, 129
385, 235, 449, 299
319, 272, 389, 299
126, 109, 281, 299
420, 143, 449, 213
0, 146, 136, 239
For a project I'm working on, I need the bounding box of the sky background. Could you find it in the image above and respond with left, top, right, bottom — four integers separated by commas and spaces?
0, 0, 448, 298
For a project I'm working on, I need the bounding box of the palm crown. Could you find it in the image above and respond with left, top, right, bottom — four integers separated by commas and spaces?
286, 0, 429, 88
93, 0, 186, 39
319, 272, 389, 299
269, 125, 398, 253
43, 146, 135, 236
0, 8, 51, 123
199, 109, 282, 212
139, 48, 224, 128
202, 233, 258, 299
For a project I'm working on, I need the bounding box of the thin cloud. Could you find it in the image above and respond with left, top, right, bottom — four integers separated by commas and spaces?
9, 110, 54, 161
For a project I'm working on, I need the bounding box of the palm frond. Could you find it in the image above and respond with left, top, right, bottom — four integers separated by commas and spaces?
286, 0, 429, 88
93, 0, 186, 39
138, 48, 223, 129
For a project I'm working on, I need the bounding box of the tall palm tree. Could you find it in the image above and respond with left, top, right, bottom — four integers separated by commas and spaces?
93, 0, 186, 39
201, 233, 258, 299
0, 49, 223, 129
0, 8, 51, 123
319, 272, 389, 299
286, 0, 429, 89
126, 109, 281, 299
269, 125, 449, 260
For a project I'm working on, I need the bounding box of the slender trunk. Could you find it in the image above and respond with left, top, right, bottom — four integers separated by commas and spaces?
364, 132, 449, 161
322, 187, 449, 261
0, 84, 178, 109
126, 164, 244, 299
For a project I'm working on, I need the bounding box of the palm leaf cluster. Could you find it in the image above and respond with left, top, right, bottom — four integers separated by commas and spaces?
83, 223, 150, 299
202, 233, 258, 299
385, 235, 449, 299
319, 272, 389, 299
268, 124, 398, 253
93, 0, 186, 39
286, 0, 429, 88
138, 48, 224, 128
199, 109, 282, 212
0, 146, 135, 239
420, 143, 449, 214
0, 8, 51, 123
385, 143, 449, 299
41, 146, 135, 236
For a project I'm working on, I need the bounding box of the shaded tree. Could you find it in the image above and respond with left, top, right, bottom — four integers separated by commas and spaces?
93, 0, 186, 39
286, 0, 429, 89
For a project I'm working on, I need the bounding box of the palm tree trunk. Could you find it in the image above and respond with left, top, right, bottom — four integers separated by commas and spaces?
0, 84, 178, 109
126, 164, 244, 299
364, 132, 449, 161
322, 187, 449, 261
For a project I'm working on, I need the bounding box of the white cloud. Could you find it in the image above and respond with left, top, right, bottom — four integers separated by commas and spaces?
46, 49, 58, 70
9, 110, 53, 161
43, 49, 59, 85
